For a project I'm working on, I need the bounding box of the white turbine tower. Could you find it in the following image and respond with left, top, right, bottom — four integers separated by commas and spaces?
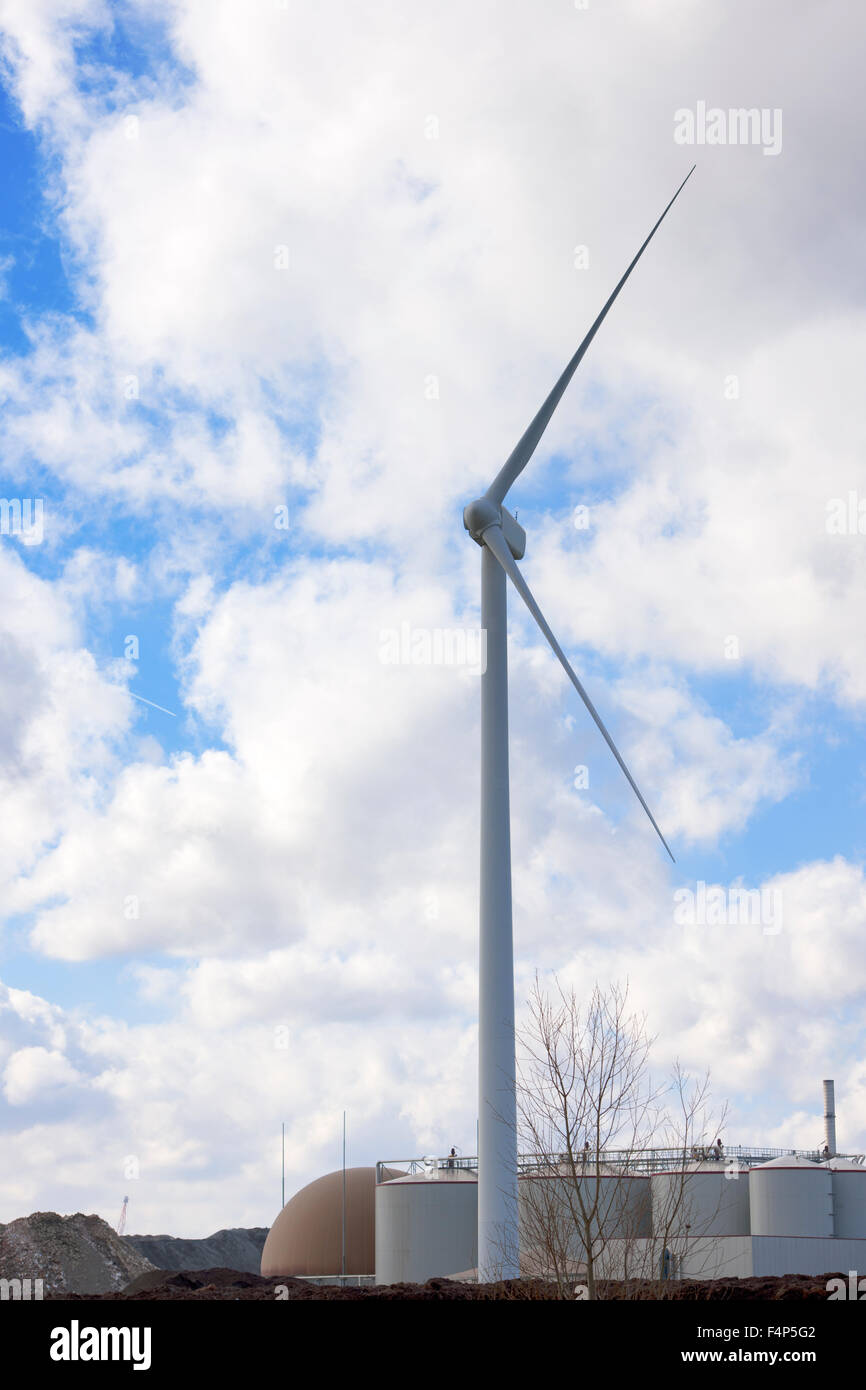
463, 168, 694, 1281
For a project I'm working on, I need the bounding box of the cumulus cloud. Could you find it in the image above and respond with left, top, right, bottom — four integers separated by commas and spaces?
3, 1045, 81, 1105
0, 546, 133, 892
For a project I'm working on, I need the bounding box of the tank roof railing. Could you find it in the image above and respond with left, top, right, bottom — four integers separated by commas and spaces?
377, 1146, 866, 1183
377, 1156, 479, 1183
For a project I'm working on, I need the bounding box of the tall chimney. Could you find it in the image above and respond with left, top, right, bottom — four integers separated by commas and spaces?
823, 1079, 836, 1156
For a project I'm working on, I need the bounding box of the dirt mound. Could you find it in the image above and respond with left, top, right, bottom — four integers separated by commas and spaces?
44, 1273, 845, 1301
0, 1212, 156, 1296
594, 1273, 835, 1300
54, 1268, 495, 1300
124, 1227, 268, 1275
48, 1268, 842, 1300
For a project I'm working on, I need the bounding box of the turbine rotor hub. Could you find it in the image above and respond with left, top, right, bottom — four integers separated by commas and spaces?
463, 496, 526, 560
463, 495, 501, 542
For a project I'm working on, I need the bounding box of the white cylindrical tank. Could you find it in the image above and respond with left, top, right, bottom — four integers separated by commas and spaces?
519, 1166, 651, 1262
822, 1156, 866, 1238
375, 1170, 477, 1284
749, 1156, 833, 1238
651, 1161, 750, 1238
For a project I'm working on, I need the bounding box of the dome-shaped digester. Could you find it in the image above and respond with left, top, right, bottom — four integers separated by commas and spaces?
651, 1161, 750, 1239
821, 1156, 866, 1238
375, 1169, 478, 1285
749, 1156, 833, 1238
262, 1166, 401, 1277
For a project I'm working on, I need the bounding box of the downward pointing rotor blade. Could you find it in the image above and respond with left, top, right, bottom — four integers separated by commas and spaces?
482, 524, 675, 862
486, 166, 696, 506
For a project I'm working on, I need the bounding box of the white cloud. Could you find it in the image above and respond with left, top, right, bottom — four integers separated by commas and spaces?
0, 0, 109, 129
0, 546, 133, 890
3, 1045, 81, 1105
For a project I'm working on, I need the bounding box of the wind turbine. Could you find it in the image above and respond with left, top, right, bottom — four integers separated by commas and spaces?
463, 167, 693, 1280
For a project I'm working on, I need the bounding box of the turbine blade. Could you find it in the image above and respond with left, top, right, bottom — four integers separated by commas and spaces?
482, 524, 675, 862
486, 166, 695, 506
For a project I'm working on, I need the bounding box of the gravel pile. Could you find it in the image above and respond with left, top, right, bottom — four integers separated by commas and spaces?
0, 1211, 156, 1296
124, 1227, 268, 1275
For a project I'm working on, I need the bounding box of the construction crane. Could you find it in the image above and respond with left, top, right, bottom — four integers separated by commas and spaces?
116, 1195, 129, 1237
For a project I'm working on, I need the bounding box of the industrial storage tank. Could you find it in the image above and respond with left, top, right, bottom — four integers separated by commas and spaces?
375, 1168, 477, 1285
821, 1156, 866, 1238
749, 1156, 833, 1238
518, 1163, 651, 1271
651, 1161, 750, 1238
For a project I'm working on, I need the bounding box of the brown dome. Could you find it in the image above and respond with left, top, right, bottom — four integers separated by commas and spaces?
261, 1166, 400, 1277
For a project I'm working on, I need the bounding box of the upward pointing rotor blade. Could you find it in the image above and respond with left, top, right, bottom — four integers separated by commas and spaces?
481, 524, 675, 862
486, 166, 696, 506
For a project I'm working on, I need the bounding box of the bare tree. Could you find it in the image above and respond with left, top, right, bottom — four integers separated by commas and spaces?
633, 1063, 732, 1296
515, 977, 660, 1298
515, 976, 729, 1299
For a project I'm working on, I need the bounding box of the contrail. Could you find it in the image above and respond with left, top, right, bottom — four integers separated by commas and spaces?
129, 691, 176, 717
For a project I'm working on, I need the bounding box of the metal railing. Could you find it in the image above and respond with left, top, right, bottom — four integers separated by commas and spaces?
377, 1156, 478, 1182
377, 1146, 866, 1183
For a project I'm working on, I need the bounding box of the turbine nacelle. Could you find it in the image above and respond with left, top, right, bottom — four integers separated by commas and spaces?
463, 496, 526, 559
